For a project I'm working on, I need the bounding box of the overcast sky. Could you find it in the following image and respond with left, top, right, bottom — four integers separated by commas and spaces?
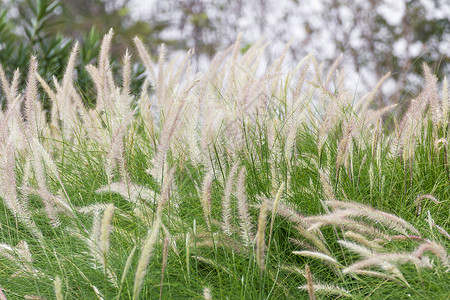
124, 0, 449, 99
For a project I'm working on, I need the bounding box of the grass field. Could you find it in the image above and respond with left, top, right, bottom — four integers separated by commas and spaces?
0, 30, 448, 299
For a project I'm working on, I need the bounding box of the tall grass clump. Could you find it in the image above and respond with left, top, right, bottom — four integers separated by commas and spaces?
0, 29, 448, 299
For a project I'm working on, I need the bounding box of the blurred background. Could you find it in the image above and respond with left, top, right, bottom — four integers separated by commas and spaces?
0, 0, 449, 106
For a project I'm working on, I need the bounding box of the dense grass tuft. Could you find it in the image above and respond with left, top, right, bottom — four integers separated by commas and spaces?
0, 31, 448, 299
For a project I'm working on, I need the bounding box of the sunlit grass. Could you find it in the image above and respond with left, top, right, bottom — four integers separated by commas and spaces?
0, 30, 448, 299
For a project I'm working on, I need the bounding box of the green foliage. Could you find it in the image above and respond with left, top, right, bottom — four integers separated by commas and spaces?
0, 0, 145, 108
0, 11, 448, 300
1, 0, 70, 79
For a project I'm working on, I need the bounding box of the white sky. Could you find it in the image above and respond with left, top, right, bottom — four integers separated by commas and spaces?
125, 0, 449, 100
